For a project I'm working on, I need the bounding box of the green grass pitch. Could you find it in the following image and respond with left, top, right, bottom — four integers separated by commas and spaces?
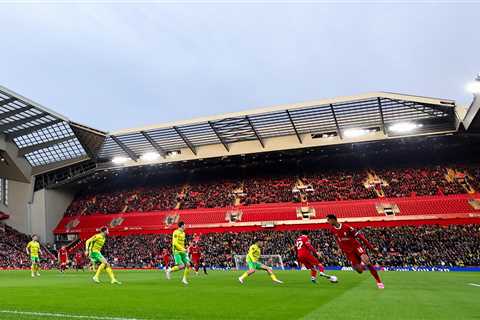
0, 270, 478, 320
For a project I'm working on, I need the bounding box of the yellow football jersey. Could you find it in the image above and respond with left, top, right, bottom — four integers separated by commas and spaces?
172, 229, 186, 253
85, 233, 106, 253
26, 241, 41, 257
247, 244, 261, 262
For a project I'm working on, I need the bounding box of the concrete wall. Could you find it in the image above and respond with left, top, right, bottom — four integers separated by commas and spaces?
29, 188, 75, 243
0, 179, 31, 234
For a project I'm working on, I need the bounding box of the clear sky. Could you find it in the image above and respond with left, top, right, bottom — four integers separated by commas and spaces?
1, 1, 479, 132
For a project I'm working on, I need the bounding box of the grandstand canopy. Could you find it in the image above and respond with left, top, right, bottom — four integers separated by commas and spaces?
97, 92, 459, 167
1, 86, 464, 180
0, 86, 106, 175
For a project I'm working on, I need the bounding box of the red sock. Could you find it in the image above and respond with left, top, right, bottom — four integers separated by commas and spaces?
311, 269, 317, 278
317, 264, 325, 273
368, 265, 382, 283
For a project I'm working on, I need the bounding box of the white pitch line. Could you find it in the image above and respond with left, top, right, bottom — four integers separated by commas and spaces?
0, 310, 149, 320
468, 283, 480, 287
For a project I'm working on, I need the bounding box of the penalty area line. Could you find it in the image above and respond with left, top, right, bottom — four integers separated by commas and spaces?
0, 310, 150, 320
468, 283, 480, 287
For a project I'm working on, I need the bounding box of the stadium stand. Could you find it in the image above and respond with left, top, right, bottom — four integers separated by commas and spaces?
95, 224, 480, 269
63, 164, 478, 216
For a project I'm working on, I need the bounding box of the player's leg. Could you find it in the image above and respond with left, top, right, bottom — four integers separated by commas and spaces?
30, 259, 36, 277
181, 254, 191, 284
347, 252, 364, 273
34, 257, 40, 276
360, 253, 383, 288
260, 263, 283, 284
238, 260, 257, 283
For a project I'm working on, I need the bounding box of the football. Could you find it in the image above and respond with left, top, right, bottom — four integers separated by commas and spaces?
330, 276, 339, 283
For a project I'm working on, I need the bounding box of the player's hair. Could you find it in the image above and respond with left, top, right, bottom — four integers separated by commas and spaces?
100, 226, 108, 233
32, 234, 37, 238
326, 214, 337, 220
178, 221, 185, 228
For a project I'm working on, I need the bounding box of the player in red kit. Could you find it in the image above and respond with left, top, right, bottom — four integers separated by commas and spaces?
326, 214, 384, 289
295, 234, 337, 283
162, 249, 170, 270
189, 244, 201, 275
58, 246, 69, 273
74, 251, 85, 271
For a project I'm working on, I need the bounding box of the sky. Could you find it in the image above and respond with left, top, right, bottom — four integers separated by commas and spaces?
1, 1, 479, 132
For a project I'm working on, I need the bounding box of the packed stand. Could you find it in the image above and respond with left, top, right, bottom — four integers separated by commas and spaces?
98, 224, 480, 269
0, 224, 54, 269
303, 170, 376, 202
64, 164, 476, 216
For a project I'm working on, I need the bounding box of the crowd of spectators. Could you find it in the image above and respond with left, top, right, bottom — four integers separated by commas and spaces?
0, 224, 54, 269
2, 223, 479, 269
98, 224, 480, 269
64, 164, 478, 216
376, 166, 466, 197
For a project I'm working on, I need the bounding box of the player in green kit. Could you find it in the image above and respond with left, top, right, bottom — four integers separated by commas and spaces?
26, 235, 42, 277
165, 221, 191, 285
85, 227, 121, 284
238, 238, 283, 284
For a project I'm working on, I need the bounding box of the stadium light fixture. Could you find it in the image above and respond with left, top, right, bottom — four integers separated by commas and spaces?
389, 122, 423, 133
140, 152, 160, 162
466, 75, 480, 94
343, 128, 370, 138
112, 156, 129, 164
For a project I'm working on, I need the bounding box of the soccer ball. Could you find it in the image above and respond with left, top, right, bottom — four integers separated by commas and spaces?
329, 276, 338, 283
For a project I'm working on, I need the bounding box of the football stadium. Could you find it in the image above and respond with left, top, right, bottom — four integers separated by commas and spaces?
1, 3, 480, 320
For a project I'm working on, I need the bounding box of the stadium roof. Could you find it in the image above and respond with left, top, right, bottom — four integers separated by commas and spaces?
0, 86, 463, 176
0, 86, 106, 171
97, 92, 459, 164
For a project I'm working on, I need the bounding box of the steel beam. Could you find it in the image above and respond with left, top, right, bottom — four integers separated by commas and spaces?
7, 119, 63, 139
377, 97, 387, 135
140, 131, 167, 158
110, 135, 139, 161
173, 126, 197, 155
208, 121, 230, 151
245, 116, 265, 148
0, 113, 47, 132
329, 104, 343, 139
18, 135, 76, 156
286, 110, 302, 144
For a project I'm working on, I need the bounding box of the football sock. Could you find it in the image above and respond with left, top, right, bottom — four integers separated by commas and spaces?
368, 265, 382, 283
105, 266, 115, 281
183, 266, 190, 278
95, 263, 106, 279
311, 269, 317, 278
239, 272, 249, 281
270, 274, 279, 282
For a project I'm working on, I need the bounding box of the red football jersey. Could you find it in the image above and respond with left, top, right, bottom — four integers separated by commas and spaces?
74, 252, 83, 263
295, 235, 317, 256
330, 223, 363, 252
189, 245, 201, 259
59, 248, 68, 262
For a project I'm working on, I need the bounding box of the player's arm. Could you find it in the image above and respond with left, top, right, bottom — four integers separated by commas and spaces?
305, 241, 322, 259
352, 229, 376, 252
85, 235, 95, 255
172, 232, 182, 251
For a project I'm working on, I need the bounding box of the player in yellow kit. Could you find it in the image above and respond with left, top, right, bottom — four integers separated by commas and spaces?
26, 235, 42, 277
166, 221, 191, 285
85, 227, 121, 284
238, 238, 283, 284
